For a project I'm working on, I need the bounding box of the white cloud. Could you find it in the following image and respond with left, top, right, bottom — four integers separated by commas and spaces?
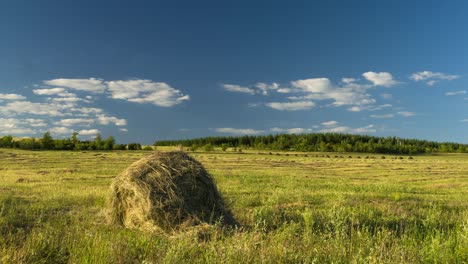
266, 101, 315, 111
107, 80, 189, 107
119, 128, 128, 132
370, 114, 394, 119
24, 119, 47, 127
318, 125, 376, 134
215, 127, 265, 135
445, 90, 466, 96
348, 106, 363, 112
255, 82, 279, 95
78, 129, 100, 136
397, 111, 416, 117
71, 107, 104, 116
50, 97, 89, 103
369, 104, 393, 111
224, 72, 396, 112
33, 88, 66, 95
410, 71, 460, 85
289, 77, 376, 109
0, 118, 38, 134
341, 78, 356, 84
291, 78, 333, 93
222, 84, 255, 95
44, 78, 107, 93
362, 72, 398, 87
277, 88, 295, 93
321, 120, 338, 127
381, 93, 393, 100
50, 127, 73, 134
0, 101, 71, 116
97, 115, 127, 126
0, 93, 26, 100
55, 118, 95, 127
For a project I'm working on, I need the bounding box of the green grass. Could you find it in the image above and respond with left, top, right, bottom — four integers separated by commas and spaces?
0, 148, 467, 263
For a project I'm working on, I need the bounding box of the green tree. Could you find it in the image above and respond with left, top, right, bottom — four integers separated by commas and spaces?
71, 132, 79, 149
127, 143, 141, 150
103, 136, 115, 150
41, 132, 54, 150
94, 133, 103, 150
221, 143, 228, 151
0, 135, 13, 148
203, 143, 214, 152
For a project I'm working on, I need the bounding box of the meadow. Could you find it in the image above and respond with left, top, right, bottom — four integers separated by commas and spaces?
0, 148, 467, 263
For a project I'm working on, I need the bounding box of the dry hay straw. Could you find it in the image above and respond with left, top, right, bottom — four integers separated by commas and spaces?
108, 151, 237, 233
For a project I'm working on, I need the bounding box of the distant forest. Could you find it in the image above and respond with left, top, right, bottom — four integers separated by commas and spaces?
154, 133, 468, 154
0, 132, 145, 151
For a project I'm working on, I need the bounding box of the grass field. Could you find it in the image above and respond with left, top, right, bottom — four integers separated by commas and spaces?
0, 148, 467, 263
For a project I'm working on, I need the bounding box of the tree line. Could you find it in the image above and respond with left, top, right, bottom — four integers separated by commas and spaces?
154, 133, 468, 154
0, 132, 143, 151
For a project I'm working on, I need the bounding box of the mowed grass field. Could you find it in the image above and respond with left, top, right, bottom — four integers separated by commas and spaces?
0, 148, 467, 263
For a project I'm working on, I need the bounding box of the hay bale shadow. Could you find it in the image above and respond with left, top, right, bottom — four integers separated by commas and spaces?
108, 151, 237, 233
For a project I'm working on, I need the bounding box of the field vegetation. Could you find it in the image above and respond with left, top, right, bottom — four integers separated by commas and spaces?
0, 148, 467, 263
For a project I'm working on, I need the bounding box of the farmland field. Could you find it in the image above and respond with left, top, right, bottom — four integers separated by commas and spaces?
0, 148, 467, 263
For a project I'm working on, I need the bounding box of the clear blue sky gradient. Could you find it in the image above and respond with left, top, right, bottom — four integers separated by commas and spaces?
0, 0, 467, 144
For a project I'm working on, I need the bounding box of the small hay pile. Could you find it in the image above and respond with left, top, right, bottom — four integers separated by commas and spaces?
108, 151, 237, 232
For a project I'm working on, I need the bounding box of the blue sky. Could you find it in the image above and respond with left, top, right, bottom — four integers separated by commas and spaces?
0, 0, 467, 144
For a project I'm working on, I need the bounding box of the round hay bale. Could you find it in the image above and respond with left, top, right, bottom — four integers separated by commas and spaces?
108, 151, 237, 232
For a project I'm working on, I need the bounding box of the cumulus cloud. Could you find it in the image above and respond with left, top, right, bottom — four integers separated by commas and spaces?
397, 111, 416, 117
370, 114, 394, 119
381, 93, 393, 100
43, 78, 107, 93
0, 93, 26, 100
362, 72, 398, 87
215, 127, 265, 135
222, 82, 281, 95
97, 115, 127, 126
223, 72, 399, 112
348, 106, 364, 112
410, 71, 460, 85
445, 90, 466, 96
291, 78, 333, 93
0, 101, 71, 116
55, 118, 95, 127
71, 107, 104, 116
1, 76, 193, 137
222, 84, 255, 95
255, 82, 279, 95
266, 101, 315, 111
277, 88, 295, 93
0, 118, 40, 134
50, 97, 90, 103
33, 88, 66, 95
50, 126, 73, 134
107, 80, 189, 107
78, 129, 100, 136
40, 78, 190, 107
321, 120, 338, 127
287, 77, 376, 110
341, 78, 356, 84
24, 119, 47, 127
